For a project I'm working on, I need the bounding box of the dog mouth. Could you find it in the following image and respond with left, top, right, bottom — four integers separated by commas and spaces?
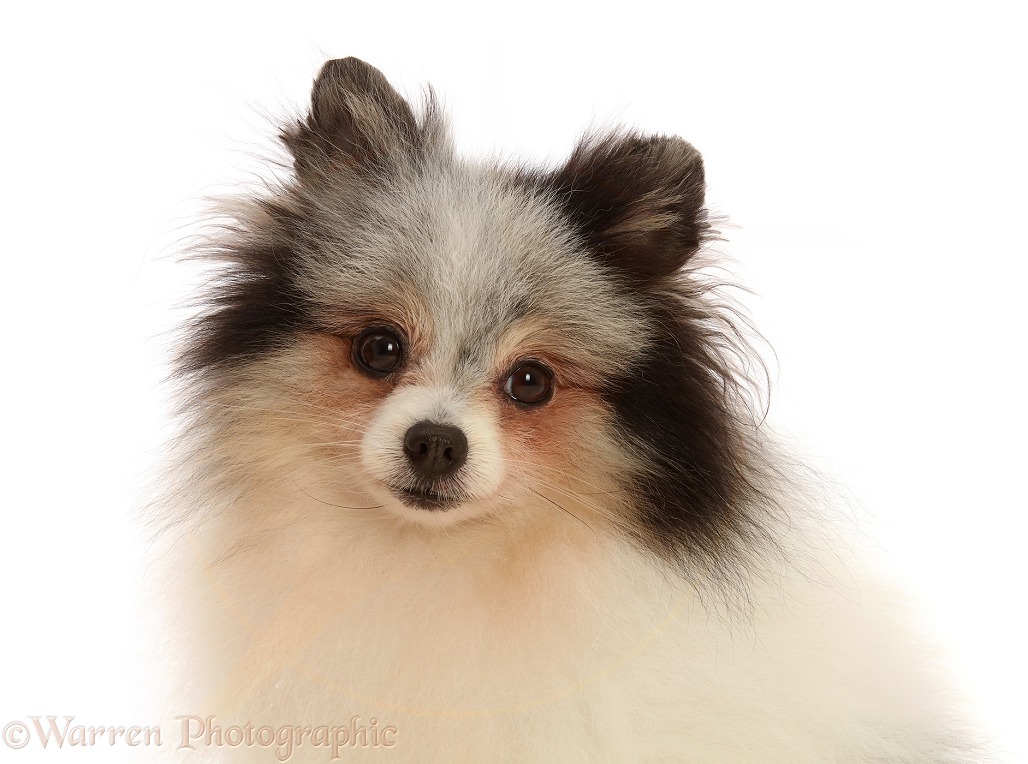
391, 485, 459, 511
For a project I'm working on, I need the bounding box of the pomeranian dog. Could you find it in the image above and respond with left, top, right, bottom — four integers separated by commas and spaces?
156, 58, 978, 762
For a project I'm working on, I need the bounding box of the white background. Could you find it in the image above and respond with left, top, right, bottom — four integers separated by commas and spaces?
1, 1, 1025, 761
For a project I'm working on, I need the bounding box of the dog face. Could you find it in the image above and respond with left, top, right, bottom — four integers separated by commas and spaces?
295, 152, 653, 527
182, 58, 763, 566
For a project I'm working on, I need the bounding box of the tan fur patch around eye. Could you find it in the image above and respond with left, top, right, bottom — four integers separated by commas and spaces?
497, 387, 635, 530
288, 333, 396, 429
494, 319, 612, 391
312, 286, 432, 359
197, 334, 394, 483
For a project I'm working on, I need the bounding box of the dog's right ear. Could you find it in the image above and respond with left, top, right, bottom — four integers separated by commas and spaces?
284, 58, 419, 177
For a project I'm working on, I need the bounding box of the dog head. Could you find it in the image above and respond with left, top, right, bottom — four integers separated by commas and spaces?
182, 58, 762, 569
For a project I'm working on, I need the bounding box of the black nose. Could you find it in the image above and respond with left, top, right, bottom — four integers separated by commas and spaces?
403, 421, 468, 480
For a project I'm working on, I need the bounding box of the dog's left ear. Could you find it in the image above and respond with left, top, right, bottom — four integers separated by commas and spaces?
549, 133, 708, 283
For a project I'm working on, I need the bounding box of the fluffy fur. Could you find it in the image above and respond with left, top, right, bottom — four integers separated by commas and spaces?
155, 58, 979, 762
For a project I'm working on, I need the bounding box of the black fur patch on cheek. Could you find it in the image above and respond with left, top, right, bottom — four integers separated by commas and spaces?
184, 262, 308, 374
179, 197, 312, 374
608, 300, 755, 572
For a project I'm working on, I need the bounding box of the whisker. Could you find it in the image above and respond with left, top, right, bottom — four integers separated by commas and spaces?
527, 477, 626, 527
524, 487, 594, 530
527, 462, 629, 496
291, 478, 386, 511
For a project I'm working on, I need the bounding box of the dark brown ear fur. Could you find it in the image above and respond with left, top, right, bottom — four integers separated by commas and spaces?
283, 57, 420, 176
547, 133, 708, 283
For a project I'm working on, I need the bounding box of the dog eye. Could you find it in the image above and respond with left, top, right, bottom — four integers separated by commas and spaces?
353, 329, 404, 375
504, 362, 553, 406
